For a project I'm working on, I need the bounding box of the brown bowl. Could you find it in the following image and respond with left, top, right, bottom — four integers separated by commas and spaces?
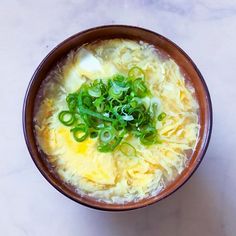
23, 25, 212, 211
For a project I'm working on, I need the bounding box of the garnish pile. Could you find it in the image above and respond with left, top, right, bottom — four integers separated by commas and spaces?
58, 67, 166, 153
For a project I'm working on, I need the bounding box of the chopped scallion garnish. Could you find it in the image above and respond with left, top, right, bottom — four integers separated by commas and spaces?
70, 124, 89, 142
158, 112, 167, 121
58, 67, 165, 153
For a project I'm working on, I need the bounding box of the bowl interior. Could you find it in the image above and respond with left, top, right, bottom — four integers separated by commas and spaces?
23, 25, 212, 211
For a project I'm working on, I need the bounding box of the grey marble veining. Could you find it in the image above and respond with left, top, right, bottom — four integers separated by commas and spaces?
0, 0, 236, 235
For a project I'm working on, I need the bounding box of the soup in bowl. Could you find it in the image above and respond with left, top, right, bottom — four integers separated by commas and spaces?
23, 25, 212, 210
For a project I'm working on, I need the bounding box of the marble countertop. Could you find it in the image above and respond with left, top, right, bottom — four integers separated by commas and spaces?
1, 0, 236, 235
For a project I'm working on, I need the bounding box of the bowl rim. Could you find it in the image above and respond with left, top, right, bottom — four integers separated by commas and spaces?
23, 24, 213, 211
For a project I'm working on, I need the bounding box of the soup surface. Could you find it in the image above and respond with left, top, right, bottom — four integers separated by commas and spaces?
34, 39, 199, 203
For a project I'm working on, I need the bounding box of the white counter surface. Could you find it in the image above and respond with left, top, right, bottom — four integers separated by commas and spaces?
0, 0, 236, 235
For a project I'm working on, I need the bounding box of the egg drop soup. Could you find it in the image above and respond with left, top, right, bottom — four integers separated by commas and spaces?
34, 39, 199, 203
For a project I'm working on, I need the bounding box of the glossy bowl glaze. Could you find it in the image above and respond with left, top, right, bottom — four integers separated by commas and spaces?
23, 25, 212, 211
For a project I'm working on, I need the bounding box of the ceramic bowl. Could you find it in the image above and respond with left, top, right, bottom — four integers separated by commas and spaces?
23, 25, 212, 211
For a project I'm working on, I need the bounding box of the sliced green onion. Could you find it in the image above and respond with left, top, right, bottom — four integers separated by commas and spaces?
82, 96, 93, 108
158, 112, 166, 121
88, 85, 102, 97
99, 126, 116, 143
58, 67, 162, 153
109, 86, 123, 99
80, 107, 114, 122
66, 94, 77, 112
110, 108, 127, 128
140, 126, 157, 145
128, 66, 145, 80
78, 92, 115, 122
128, 106, 146, 127
113, 74, 127, 87
109, 99, 121, 108
98, 136, 122, 152
58, 111, 76, 126
71, 124, 89, 142
93, 97, 105, 112
90, 131, 98, 139
130, 97, 141, 108
132, 78, 148, 98
122, 114, 134, 121
120, 142, 136, 156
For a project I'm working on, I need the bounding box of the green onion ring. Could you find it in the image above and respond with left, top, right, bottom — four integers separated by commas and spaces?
158, 112, 167, 121
140, 126, 157, 145
58, 110, 76, 126
99, 126, 116, 143
71, 123, 89, 142
120, 142, 137, 156
128, 66, 145, 80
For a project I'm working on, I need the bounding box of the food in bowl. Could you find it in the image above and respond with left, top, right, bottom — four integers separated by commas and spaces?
34, 39, 199, 203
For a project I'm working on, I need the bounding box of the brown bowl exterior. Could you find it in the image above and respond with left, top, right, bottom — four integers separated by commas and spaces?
23, 25, 212, 211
